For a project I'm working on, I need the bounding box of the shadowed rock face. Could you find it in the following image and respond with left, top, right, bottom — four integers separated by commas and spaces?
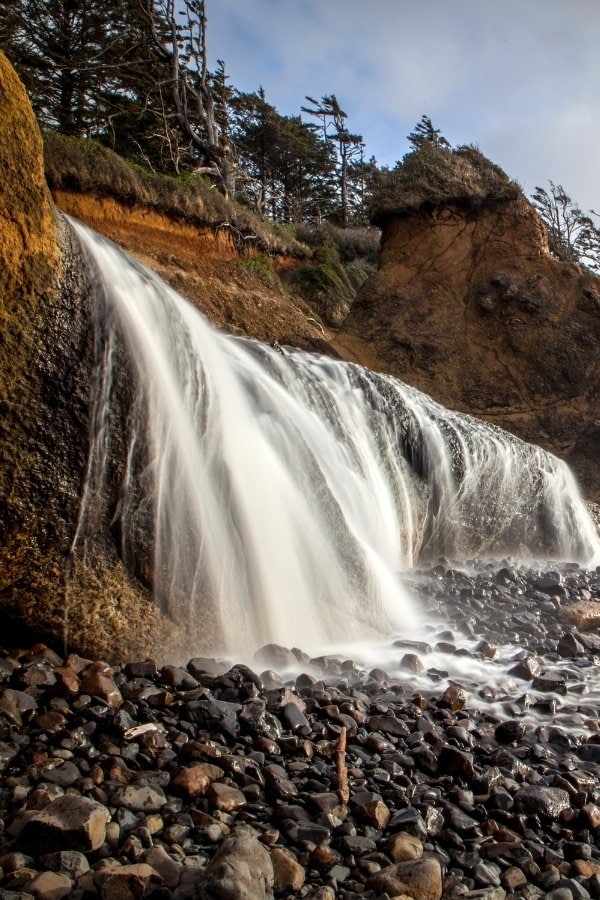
0, 53, 179, 661
337, 197, 600, 500
0, 50, 80, 642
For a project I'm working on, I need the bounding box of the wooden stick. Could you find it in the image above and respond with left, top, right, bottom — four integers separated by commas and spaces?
336, 725, 349, 805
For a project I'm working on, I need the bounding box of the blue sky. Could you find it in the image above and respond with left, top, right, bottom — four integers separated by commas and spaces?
207, 0, 600, 213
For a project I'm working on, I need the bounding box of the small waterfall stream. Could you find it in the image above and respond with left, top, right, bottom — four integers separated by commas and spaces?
71, 220, 600, 657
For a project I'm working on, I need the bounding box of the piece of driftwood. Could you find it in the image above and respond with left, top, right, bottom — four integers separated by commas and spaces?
336, 725, 349, 805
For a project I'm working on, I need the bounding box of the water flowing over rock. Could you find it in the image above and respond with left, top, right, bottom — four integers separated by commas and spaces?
0, 53, 200, 661
67, 222, 599, 659
0, 51, 90, 649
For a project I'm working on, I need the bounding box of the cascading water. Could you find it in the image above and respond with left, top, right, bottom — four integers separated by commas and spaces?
70, 220, 600, 658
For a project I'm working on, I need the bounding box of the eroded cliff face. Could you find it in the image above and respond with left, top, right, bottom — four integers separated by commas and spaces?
54, 190, 332, 353
336, 197, 600, 500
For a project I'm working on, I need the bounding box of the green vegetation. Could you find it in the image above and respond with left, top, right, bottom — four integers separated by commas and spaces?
370, 141, 521, 225
237, 253, 280, 288
2, 0, 373, 226
285, 229, 375, 328
532, 181, 600, 273
44, 133, 308, 256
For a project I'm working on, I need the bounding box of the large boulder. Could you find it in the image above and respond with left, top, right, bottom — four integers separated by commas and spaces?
0, 52, 179, 660
337, 193, 600, 500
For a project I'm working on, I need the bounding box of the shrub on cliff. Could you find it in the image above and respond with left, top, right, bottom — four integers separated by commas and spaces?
43, 132, 308, 257
285, 230, 375, 328
369, 142, 521, 225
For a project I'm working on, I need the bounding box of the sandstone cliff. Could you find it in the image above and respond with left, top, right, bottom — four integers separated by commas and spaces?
336, 194, 600, 500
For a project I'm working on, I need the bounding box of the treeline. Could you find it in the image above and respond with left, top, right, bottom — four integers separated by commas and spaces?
4, 0, 600, 268
0, 0, 376, 226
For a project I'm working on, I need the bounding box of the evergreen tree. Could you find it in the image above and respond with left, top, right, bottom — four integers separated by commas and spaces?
532, 181, 600, 272
232, 89, 334, 222
407, 115, 449, 151
231, 88, 279, 212
1, 0, 151, 137
302, 94, 364, 226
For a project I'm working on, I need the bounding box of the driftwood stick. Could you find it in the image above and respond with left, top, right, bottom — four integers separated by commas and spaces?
336, 725, 349, 805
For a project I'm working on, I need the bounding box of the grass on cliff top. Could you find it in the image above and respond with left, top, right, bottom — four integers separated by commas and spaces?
43, 132, 308, 257
370, 143, 522, 225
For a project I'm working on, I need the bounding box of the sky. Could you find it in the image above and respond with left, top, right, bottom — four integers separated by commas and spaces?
207, 0, 600, 213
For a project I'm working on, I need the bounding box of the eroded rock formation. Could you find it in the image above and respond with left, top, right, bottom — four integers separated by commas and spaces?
336, 195, 600, 500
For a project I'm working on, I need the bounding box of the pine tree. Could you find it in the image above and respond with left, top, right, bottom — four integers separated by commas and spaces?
1, 0, 142, 136
532, 182, 600, 272
407, 115, 449, 151
302, 94, 364, 226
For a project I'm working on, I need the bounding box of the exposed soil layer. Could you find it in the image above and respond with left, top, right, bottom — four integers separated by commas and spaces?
55, 191, 334, 355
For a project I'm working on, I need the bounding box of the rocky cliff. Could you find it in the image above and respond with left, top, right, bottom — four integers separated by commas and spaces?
0, 52, 194, 660
336, 194, 600, 500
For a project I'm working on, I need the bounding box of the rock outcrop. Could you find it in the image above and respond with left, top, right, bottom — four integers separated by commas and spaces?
336, 194, 600, 500
0, 50, 83, 646
0, 52, 182, 660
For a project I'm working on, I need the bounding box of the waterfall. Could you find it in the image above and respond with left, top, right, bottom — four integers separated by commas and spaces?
71, 220, 600, 657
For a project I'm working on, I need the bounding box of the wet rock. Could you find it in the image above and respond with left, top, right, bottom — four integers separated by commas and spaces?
263, 764, 297, 800
38, 852, 89, 880
280, 702, 309, 732
79, 667, 123, 708
207, 783, 246, 812
389, 807, 428, 841
557, 632, 586, 657
96, 863, 159, 900
438, 684, 467, 711
352, 791, 391, 828
139, 847, 180, 889
22, 871, 72, 900
507, 656, 542, 680
20, 795, 110, 853
270, 847, 305, 892
195, 827, 274, 899
534, 574, 562, 593
475, 640, 497, 659
532, 672, 567, 694
111, 785, 167, 812
437, 746, 475, 779
171, 763, 224, 797
501, 866, 527, 891
254, 645, 297, 671
560, 602, 600, 632
36, 761, 80, 788
387, 831, 424, 862
494, 720, 526, 744
514, 785, 571, 819
400, 653, 424, 674
369, 858, 443, 900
